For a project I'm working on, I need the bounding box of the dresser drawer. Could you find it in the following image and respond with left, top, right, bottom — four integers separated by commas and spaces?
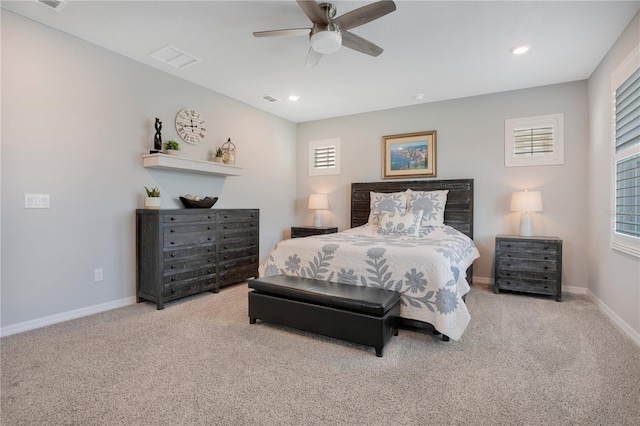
219, 264, 258, 287
163, 245, 215, 260
163, 213, 216, 223
218, 210, 258, 223
219, 238, 258, 252
497, 257, 558, 273
164, 267, 217, 285
163, 276, 216, 299
164, 223, 216, 236
219, 246, 258, 261
164, 253, 216, 272
163, 231, 216, 248
495, 277, 557, 296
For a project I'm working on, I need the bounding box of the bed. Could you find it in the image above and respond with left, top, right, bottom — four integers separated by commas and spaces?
259, 179, 479, 341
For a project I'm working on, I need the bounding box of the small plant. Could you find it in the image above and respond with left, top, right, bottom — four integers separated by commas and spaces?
144, 186, 160, 197
165, 140, 180, 151
215, 147, 223, 157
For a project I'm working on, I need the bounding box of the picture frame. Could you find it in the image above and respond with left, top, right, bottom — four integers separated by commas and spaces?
382, 131, 437, 179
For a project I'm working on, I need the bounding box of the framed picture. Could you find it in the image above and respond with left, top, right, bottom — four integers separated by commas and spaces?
382, 131, 437, 179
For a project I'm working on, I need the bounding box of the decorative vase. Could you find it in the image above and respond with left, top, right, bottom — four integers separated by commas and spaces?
145, 197, 161, 209
213, 157, 224, 163
166, 149, 179, 156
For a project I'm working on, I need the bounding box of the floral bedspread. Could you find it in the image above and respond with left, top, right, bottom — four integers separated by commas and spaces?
259, 225, 480, 340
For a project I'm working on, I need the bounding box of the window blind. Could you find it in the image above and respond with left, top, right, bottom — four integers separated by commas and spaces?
313, 146, 336, 169
615, 153, 640, 238
615, 67, 640, 153
513, 126, 554, 156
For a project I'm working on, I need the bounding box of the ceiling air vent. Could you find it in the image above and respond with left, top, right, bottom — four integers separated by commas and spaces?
149, 45, 201, 70
36, 0, 67, 11
261, 95, 279, 103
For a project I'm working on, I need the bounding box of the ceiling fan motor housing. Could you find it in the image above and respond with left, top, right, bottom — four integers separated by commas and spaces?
310, 23, 342, 53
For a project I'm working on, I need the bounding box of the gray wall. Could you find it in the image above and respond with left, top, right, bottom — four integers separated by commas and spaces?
296, 82, 589, 289
587, 12, 640, 336
1, 11, 297, 328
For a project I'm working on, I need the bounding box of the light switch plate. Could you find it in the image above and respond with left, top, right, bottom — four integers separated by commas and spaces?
25, 194, 50, 209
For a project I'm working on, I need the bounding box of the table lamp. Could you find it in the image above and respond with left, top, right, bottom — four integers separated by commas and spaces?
510, 190, 543, 237
308, 194, 329, 227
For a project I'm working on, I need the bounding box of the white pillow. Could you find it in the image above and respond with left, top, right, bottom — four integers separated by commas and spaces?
368, 191, 407, 225
406, 189, 448, 227
376, 211, 423, 237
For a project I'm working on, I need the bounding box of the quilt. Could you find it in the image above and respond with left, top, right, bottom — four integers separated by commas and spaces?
259, 225, 480, 340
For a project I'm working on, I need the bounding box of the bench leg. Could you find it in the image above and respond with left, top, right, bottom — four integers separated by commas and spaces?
249, 317, 256, 324
375, 347, 383, 357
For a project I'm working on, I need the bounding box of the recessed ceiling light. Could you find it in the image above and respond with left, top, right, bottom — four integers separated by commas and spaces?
288, 95, 300, 102
510, 45, 531, 55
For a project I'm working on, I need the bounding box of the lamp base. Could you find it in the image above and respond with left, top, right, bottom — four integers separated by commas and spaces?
313, 210, 324, 227
519, 212, 534, 237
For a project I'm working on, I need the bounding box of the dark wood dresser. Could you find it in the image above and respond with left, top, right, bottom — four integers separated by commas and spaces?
494, 235, 563, 301
136, 208, 259, 309
291, 226, 338, 238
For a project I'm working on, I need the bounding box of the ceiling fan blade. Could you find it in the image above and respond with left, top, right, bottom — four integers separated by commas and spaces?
253, 28, 311, 38
335, 0, 396, 31
341, 31, 383, 57
305, 47, 323, 67
297, 0, 328, 25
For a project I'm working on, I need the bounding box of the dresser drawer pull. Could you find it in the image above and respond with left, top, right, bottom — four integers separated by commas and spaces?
544, 266, 549, 270
507, 263, 511, 267
224, 226, 228, 229
544, 245, 549, 250
251, 223, 255, 227
224, 246, 229, 250
170, 241, 176, 245
207, 226, 212, 230
251, 250, 256, 255
208, 258, 213, 263
207, 248, 213, 252
544, 285, 548, 289
506, 244, 511, 248
224, 215, 229, 219
170, 229, 175, 233
208, 215, 212, 219
506, 254, 511, 257
223, 236, 228, 239
171, 277, 176, 282
251, 233, 255, 236
225, 265, 230, 269
544, 256, 549, 260
207, 269, 213, 274
171, 266, 175, 269
251, 242, 256, 246
224, 256, 229, 260
170, 217, 176, 221
171, 289, 176, 294
506, 272, 511, 276
208, 237, 212, 241
170, 253, 176, 258
544, 276, 549, 280
207, 279, 213, 284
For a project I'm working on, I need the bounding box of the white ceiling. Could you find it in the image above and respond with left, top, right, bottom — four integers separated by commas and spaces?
3, 0, 639, 123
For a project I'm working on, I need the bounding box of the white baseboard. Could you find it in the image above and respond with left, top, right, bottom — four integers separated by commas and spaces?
473, 276, 638, 346
0, 296, 137, 338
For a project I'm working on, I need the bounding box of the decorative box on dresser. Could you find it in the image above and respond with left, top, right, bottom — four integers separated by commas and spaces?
291, 226, 338, 238
137, 208, 259, 309
494, 235, 563, 301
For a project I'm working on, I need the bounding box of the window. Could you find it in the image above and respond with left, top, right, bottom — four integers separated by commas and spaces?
611, 45, 640, 257
309, 138, 341, 176
505, 114, 564, 167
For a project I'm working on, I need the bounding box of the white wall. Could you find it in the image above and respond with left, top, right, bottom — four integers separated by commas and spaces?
297, 82, 589, 288
1, 11, 297, 329
587, 12, 640, 337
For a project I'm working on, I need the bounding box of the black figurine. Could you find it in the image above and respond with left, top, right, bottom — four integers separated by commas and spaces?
151, 118, 162, 153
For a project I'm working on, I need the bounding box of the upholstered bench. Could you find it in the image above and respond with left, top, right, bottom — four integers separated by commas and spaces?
248, 275, 401, 357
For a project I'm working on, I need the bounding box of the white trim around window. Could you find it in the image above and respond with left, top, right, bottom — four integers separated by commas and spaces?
611, 44, 640, 258
308, 138, 341, 176
505, 114, 564, 167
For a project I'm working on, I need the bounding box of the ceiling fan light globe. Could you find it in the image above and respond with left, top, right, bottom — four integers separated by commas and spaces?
310, 31, 342, 54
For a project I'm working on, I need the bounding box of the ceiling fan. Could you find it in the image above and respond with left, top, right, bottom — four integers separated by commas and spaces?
253, 0, 396, 66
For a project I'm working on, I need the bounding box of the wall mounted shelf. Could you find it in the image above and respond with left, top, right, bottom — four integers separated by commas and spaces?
142, 153, 242, 176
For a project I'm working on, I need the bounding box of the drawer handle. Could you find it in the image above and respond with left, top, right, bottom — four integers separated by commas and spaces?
171, 266, 175, 269
170, 217, 176, 221
208, 258, 213, 263
544, 276, 549, 279
171, 289, 176, 294
207, 279, 213, 284
251, 233, 255, 236
170, 241, 176, 245
207, 226, 212, 230
251, 250, 256, 255
207, 269, 213, 274
225, 265, 230, 269
224, 256, 229, 260
224, 226, 228, 229
251, 242, 255, 246
171, 277, 176, 282
170, 253, 176, 258
506, 244, 511, 248
207, 248, 213, 252
224, 215, 229, 219
544, 285, 548, 289
208, 215, 212, 219
223, 236, 228, 239
506, 272, 511, 276
544, 266, 549, 270
170, 229, 175, 233
544, 245, 549, 250
251, 223, 255, 227
507, 263, 511, 267
506, 254, 511, 257
544, 256, 549, 260
207, 237, 212, 241
224, 246, 229, 250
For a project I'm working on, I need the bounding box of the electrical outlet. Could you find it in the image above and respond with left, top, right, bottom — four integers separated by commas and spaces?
94, 268, 103, 282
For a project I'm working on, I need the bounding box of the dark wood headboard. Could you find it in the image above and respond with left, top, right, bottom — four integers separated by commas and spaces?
351, 179, 474, 239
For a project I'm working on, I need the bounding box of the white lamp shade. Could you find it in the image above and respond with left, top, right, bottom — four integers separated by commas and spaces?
510, 191, 543, 212
308, 193, 329, 210
310, 31, 342, 54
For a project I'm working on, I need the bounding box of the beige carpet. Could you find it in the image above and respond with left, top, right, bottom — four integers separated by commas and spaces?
1, 284, 639, 425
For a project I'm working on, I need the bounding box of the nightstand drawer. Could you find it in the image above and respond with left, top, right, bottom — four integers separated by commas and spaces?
497, 258, 558, 273
495, 277, 557, 296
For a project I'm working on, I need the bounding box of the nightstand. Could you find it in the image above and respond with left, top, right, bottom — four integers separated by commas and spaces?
494, 235, 563, 301
291, 226, 338, 238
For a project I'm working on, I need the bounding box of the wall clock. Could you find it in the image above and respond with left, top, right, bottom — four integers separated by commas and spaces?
175, 108, 206, 144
